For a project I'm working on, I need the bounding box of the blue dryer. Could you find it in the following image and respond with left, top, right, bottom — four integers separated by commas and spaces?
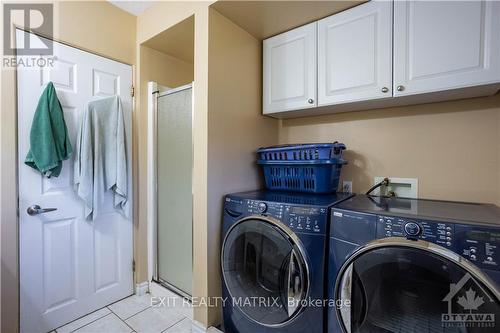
327, 195, 500, 333
221, 190, 353, 333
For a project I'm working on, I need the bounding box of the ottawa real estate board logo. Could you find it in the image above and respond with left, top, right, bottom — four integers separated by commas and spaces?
442, 273, 496, 328
3, 3, 54, 68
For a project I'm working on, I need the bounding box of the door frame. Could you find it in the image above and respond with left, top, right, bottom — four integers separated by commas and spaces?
14, 27, 136, 330
146, 81, 195, 299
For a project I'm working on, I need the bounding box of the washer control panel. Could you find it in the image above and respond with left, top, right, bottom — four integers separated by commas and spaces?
246, 200, 327, 234
376, 215, 454, 248
284, 205, 326, 234
404, 222, 422, 236
247, 200, 283, 218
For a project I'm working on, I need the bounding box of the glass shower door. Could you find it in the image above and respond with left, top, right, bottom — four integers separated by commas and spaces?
156, 85, 193, 297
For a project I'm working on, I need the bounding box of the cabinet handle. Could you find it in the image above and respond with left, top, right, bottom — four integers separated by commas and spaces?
381, 87, 389, 93
307, 98, 314, 104
397, 85, 405, 92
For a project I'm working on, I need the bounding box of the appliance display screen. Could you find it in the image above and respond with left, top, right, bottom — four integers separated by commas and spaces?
466, 230, 500, 243
291, 207, 319, 215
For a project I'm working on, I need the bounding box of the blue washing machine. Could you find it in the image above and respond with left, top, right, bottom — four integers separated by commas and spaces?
327, 195, 500, 333
221, 190, 353, 333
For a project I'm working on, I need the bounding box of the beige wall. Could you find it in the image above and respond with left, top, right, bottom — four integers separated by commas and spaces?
280, 94, 500, 205
56, 1, 136, 64
207, 9, 279, 325
0, 2, 136, 332
136, 4, 280, 327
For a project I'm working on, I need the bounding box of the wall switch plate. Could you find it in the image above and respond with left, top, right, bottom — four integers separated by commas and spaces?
342, 180, 352, 194
373, 177, 418, 198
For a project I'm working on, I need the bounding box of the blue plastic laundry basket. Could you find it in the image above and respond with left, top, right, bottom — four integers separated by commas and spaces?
257, 143, 345, 161
257, 158, 347, 193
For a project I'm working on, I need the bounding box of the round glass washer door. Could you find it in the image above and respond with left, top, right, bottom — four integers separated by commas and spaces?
335, 240, 500, 333
221, 217, 309, 326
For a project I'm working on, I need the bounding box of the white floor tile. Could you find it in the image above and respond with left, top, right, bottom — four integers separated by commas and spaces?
56, 307, 111, 333
108, 294, 152, 320
172, 300, 193, 320
163, 318, 192, 333
73, 313, 132, 333
125, 307, 184, 333
152, 297, 192, 320
150, 283, 193, 320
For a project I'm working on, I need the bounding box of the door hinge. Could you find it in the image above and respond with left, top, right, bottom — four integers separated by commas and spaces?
130, 85, 135, 97
132, 260, 135, 272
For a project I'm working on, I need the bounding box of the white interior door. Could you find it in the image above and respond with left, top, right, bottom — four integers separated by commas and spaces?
318, 0, 393, 106
393, 0, 500, 96
17, 29, 133, 333
263, 22, 317, 114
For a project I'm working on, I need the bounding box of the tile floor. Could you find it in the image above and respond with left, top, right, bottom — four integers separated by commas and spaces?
53, 284, 218, 333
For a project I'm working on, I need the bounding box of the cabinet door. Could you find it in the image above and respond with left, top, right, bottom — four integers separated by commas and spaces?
394, 0, 500, 97
318, 1, 393, 106
263, 22, 317, 114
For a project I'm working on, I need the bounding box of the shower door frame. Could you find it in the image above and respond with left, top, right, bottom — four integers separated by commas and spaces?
147, 81, 194, 300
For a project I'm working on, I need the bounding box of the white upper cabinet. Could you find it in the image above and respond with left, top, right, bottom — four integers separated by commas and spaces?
393, 0, 500, 96
262, 0, 500, 117
263, 22, 317, 114
318, 0, 393, 106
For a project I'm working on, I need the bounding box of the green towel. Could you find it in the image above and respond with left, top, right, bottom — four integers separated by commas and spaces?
25, 82, 72, 177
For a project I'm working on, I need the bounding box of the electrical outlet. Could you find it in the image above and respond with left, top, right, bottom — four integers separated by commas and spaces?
373, 177, 418, 198
342, 180, 353, 194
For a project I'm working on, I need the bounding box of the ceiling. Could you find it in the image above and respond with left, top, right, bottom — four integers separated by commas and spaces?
211, 0, 366, 40
110, 0, 364, 62
108, 1, 157, 16
142, 15, 195, 64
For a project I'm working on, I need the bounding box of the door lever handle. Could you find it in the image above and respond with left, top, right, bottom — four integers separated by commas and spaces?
27, 205, 57, 216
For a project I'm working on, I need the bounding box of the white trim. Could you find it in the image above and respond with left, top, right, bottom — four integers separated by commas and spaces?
147, 81, 158, 283
157, 83, 193, 97
191, 320, 207, 333
135, 281, 150, 296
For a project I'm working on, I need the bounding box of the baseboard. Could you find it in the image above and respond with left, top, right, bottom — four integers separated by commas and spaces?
191, 320, 223, 333
191, 320, 207, 333
135, 281, 150, 296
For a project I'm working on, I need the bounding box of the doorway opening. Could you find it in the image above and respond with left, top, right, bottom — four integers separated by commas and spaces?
143, 16, 195, 300
17, 29, 134, 333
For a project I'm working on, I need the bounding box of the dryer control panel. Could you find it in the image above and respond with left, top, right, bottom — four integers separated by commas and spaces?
375, 215, 500, 270
455, 225, 500, 270
376, 215, 455, 248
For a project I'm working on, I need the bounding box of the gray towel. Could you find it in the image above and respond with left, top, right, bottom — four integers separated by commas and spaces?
74, 96, 127, 219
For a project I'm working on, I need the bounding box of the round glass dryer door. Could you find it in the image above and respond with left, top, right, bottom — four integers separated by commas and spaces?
222, 217, 309, 326
335, 243, 500, 333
